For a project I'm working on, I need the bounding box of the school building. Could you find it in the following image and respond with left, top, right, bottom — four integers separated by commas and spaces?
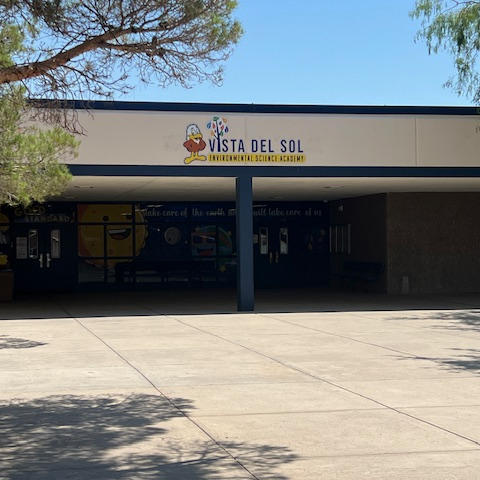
1, 101, 480, 309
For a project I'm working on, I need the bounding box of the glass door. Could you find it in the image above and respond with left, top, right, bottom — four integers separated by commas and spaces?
254, 224, 295, 286
13, 225, 77, 292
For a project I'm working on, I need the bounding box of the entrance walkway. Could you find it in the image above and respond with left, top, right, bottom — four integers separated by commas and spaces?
2, 289, 480, 478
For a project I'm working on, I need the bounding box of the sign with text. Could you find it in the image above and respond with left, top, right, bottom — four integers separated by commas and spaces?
183, 116, 305, 165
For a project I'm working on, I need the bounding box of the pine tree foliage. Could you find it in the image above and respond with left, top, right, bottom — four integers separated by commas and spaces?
0, 0, 243, 106
0, 86, 77, 206
0, 1, 242, 205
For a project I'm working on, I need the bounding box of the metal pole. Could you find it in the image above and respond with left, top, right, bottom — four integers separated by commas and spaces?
236, 176, 254, 311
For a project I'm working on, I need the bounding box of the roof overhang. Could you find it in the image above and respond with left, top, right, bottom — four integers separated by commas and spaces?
59, 173, 480, 202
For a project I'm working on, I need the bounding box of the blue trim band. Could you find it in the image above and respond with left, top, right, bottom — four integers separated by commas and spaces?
35, 99, 479, 116
68, 165, 480, 178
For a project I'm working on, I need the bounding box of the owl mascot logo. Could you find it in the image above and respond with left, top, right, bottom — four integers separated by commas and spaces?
183, 124, 207, 164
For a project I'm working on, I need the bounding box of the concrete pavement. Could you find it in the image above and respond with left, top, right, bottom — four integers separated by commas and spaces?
1, 289, 480, 479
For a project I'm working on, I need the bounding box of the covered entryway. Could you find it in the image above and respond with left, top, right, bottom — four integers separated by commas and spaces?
4, 102, 480, 310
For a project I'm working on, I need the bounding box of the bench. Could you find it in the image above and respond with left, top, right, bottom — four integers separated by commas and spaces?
340, 261, 384, 292
115, 260, 216, 284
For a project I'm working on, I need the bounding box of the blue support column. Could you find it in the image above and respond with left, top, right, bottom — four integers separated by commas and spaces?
236, 176, 254, 311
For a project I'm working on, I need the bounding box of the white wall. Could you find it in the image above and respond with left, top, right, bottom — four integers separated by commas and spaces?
74, 109, 480, 168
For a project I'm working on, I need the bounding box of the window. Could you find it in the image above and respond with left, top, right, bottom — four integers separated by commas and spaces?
28, 229, 38, 259
330, 224, 350, 254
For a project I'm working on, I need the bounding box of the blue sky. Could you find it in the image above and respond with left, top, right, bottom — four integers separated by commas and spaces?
124, 0, 470, 106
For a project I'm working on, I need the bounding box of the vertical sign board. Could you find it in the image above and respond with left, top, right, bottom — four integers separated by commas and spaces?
15, 237, 27, 259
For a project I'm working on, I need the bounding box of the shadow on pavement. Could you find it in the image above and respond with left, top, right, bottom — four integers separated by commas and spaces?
0, 393, 297, 479
3, 288, 480, 320
389, 310, 480, 376
0, 335, 47, 349
434, 348, 480, 374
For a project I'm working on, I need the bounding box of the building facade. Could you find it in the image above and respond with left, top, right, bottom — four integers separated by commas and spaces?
1, 102, 480, 309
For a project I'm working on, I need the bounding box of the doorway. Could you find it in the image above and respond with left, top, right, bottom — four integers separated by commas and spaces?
254, 221, 329, 287
13, 225, 77, 292
254, 224, 293, 286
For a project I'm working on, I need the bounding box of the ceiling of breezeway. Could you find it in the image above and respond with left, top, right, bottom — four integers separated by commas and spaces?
55, 176, 480, 202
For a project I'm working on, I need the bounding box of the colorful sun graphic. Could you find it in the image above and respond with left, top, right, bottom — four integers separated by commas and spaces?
78, 205, 147, 268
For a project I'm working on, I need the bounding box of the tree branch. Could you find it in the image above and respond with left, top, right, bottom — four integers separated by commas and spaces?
0, 28, 133, 84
